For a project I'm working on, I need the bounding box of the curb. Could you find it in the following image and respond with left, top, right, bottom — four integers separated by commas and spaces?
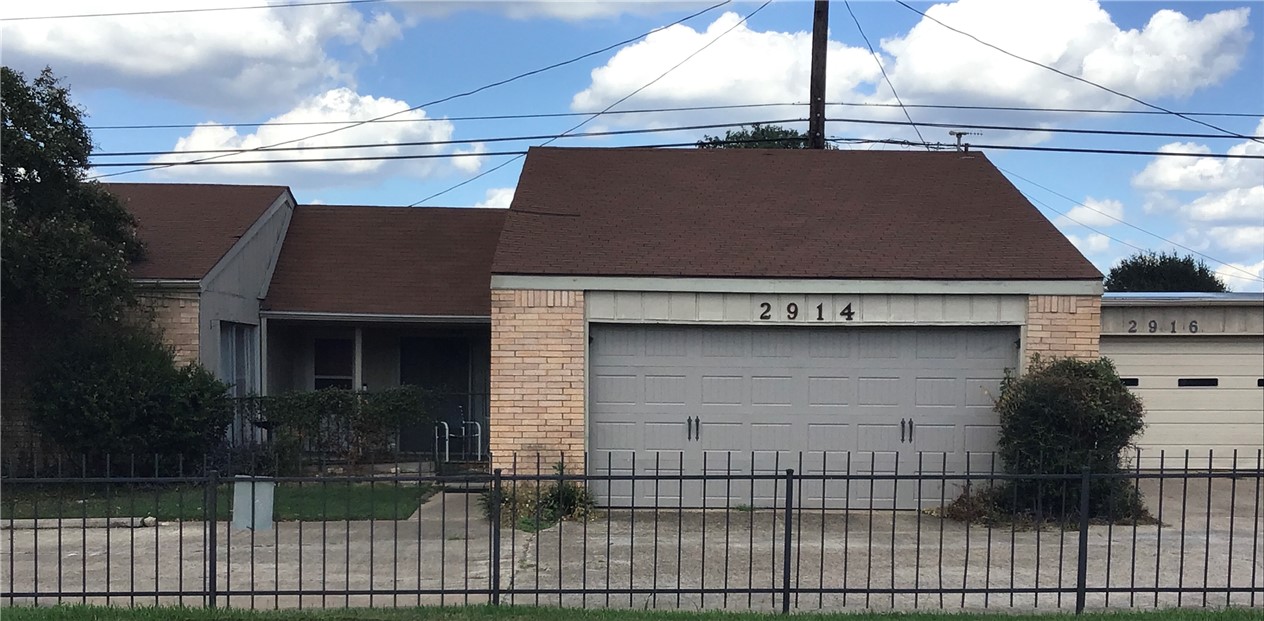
1, 517, 159, 530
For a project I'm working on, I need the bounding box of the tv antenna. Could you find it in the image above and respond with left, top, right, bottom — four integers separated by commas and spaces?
949, 130, 983, 152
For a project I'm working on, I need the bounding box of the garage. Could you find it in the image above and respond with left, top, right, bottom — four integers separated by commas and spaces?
588, 323, 1019, 508
1101, 293, 1264, 470
488, 147, 1106, 510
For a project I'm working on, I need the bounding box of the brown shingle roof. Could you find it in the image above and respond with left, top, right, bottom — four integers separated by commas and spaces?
493, 147, 1102, 280
263, 205, 506, 317
107, 183, 289, 280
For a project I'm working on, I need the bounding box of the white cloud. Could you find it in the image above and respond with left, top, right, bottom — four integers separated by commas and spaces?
1057, 197, 1124, 228
1067, 232, 1112, 254
1216, 260, 1264, 293
1185, 186, 1264, 223
1133, 124, 1264, 192
571, 2, 1251, 144
882, 1, 1251, 109
1207, 226, 1264, 254
1, 1, 405, 109
474, 187, 516, 208
1132, 119, 1264, 224
149, 88, 476, 186
572, 12, 882, 117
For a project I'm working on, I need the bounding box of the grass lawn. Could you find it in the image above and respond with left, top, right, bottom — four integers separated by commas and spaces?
2, 605, 1259, 621
2, 481, 435, 522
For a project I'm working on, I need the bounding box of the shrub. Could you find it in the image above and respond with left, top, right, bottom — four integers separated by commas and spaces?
30, 323, 233, 468
260, 385, 437, 471
481, 464, 596, 532
988, 356, 1147, 520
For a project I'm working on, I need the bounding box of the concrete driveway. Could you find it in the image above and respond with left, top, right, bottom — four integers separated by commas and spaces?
2, 476, 1260, 612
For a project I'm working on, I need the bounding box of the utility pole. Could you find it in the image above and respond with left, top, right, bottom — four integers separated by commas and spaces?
808, 0, 830, 149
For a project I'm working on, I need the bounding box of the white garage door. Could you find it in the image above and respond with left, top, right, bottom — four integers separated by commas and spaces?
589, 324, 1020, 509
1102, 335, 1264, 469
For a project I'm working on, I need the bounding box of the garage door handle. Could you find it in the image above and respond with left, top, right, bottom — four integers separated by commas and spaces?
695, 417, 701, 441
908, 420, 914, 442
900, 419, 906, 443
686, 416, 693, 441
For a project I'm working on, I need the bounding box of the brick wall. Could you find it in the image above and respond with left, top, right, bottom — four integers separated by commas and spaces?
1024, 295, 1101, 361
489, 290, 585, 472
137, 290, 201, 365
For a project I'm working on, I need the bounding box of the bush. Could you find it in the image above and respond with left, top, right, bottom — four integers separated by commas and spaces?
30, 323, 233, 468
481, 464, 596, 532
260, 385, 437, 471
988, 356, 1147, 520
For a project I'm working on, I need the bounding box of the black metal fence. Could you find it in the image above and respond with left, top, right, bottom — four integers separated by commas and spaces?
2, 450, 1260, 614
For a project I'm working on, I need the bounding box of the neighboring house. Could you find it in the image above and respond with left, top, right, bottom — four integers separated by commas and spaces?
489, 147, 1105, 508
111, 183, 296, 398
1100, 292, 1264, 469
260, 204, 505, 457
0, 183, 295, 455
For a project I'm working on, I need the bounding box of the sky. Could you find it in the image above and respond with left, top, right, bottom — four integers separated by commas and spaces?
2, 0, 1262, 290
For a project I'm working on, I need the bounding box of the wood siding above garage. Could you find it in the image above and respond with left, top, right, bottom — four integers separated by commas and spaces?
585, 292, 1027, 325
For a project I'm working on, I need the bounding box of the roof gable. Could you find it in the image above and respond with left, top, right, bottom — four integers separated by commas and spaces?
493, 147, 1102, 281
263, 205, 506, 317
107, 183, 289, 280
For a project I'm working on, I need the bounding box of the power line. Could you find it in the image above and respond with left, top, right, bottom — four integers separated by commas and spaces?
90, 134, 1264, 167
1001, 167, 1264, 283
1021, 192, 1149, 255
821, 117, 1264, 140
89, 117, 1264, 160
3, 0, 389, 22
893, 0, 1261, 144
86, 0, 733, 181
86, 103, 804, 131
828, 102, 1262, 119
408, 0, 773, 206
84, 101, 1261, 132
90, 119, 803, 157
844, 1, 927, 150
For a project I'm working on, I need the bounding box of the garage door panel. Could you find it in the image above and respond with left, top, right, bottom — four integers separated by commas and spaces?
965, 378, 1004, 406
751, 375, 795, 405
808, 376, 852, 406
858, 377, 902, 406
805, 423, 853, 451
1133, 388, 1264, 411
1104, 339, 1264, 356
915, 377, 959, 406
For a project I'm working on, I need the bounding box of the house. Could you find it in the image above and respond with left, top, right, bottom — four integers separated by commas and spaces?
6, 147, 1260, 495
1100, 292, 1264, 469
261, 204, 504, 456
488, 147, 1109, 507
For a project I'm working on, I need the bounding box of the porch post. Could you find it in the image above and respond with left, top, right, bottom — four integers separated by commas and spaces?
259, 316, 269, 396
353, 327, 364, 391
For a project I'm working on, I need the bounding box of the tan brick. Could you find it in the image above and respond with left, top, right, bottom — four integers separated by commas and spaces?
1025, 295, 1101, 364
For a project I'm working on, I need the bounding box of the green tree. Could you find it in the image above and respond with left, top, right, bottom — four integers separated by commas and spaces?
697, 123, 822, 149
1104, 250, 1229, 293
2, 67, 230, 462
2, 66, 144, 327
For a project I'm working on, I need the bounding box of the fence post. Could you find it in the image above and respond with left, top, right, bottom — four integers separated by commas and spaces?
1075, 466, 1091, 614
206, 469, 219, 609
781, 468, 795, 614
490, 468, 503, 606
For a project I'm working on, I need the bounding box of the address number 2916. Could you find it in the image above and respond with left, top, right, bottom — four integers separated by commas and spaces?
757, 301, 855, 322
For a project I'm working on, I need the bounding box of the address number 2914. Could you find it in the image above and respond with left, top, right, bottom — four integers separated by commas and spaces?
758, 301, 855, 321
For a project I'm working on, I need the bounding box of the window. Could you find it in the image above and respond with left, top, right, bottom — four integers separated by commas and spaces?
1177, 378, 1218, 388
1120, 378, 1139, 387
314, 338, 354, 390
219, 322, 259, 398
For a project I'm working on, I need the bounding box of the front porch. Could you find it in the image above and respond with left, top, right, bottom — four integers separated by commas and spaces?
263, 317, 490, 462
